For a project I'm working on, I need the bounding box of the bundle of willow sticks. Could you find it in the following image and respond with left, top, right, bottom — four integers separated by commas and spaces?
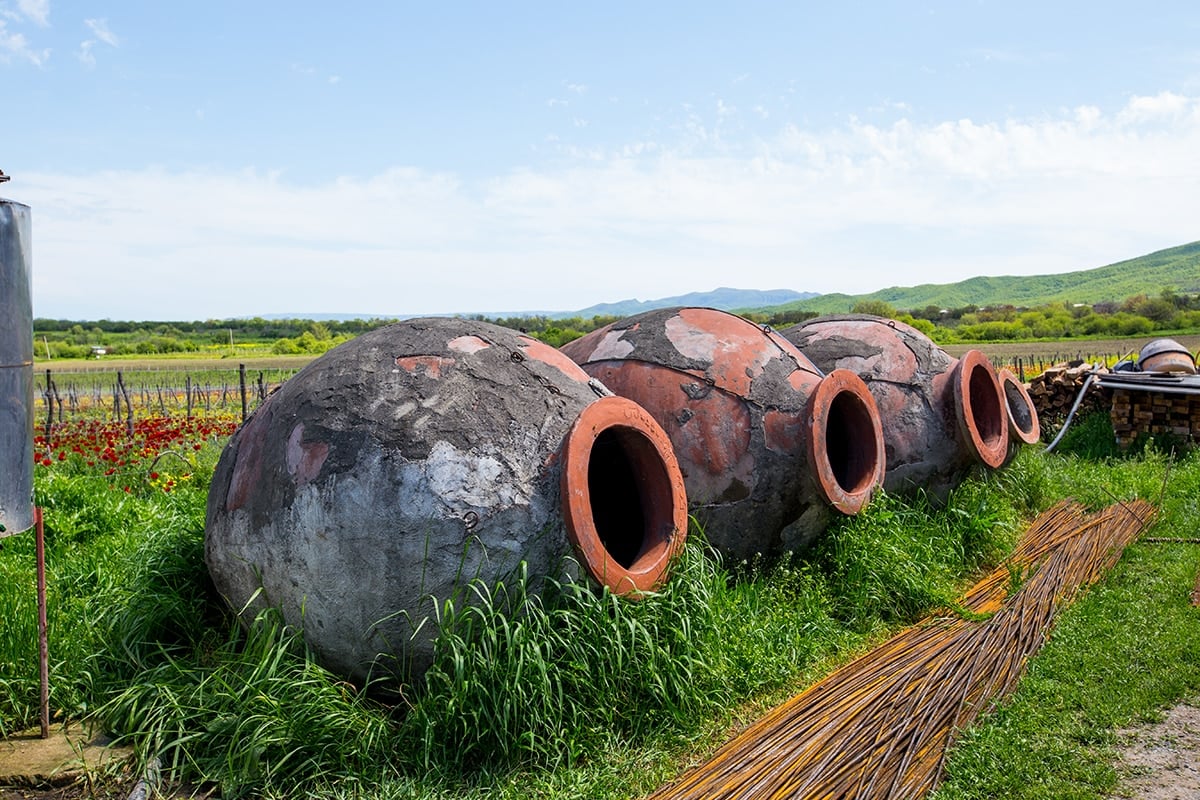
649, 498, 1156, 800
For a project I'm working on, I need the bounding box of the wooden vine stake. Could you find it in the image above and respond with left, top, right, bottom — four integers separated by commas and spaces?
35, 506, 49, 738
239, 363, 248, 421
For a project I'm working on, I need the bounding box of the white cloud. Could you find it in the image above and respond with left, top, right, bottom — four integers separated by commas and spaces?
868, 100, 912, 116
84, 17, 118, 47
1119, 91, 1191, 123
1074, 105, 1101, 129
620, 141, 657, 157
77, 17, 118, 67
20, 93, 1200, 319
0, 20, 49, 65
17, 0, 48, 26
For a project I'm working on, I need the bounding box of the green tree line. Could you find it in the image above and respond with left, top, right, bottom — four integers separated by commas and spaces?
32, 318, 386, 359
33, 288, 1200, 360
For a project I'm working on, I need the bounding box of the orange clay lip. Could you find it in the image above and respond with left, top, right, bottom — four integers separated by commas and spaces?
559, 395, 688, 597
998, 367, 1041, 445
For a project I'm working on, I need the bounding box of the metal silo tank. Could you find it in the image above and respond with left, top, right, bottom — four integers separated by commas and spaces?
0, 198, 34, 537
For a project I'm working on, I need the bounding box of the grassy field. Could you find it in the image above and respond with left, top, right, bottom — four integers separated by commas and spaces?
3, 404, 1199, 798
6, 327, 1200, 797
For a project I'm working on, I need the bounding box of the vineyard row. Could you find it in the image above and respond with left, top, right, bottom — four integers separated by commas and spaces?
34, 365, 302, 430
30, 349, 1140, 426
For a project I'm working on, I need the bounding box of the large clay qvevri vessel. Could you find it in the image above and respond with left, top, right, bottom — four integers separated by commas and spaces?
562, 307, 885, 560
782, 314, 1008, 500
206, 318, 687, 685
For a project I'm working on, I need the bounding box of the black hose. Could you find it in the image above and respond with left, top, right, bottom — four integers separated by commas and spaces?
1044, 368, 1099, 454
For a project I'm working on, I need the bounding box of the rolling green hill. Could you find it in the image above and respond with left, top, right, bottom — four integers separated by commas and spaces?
755, 240, 1200, 316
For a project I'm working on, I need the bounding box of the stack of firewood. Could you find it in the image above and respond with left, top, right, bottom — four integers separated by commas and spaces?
1026, 361, 1109, 431
1110, 389, 1200, 448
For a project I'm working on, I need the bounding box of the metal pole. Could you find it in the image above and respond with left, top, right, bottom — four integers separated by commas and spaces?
35, 505, 49, 738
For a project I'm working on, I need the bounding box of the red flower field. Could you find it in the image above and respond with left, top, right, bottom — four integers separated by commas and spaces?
34, 414, 238, 492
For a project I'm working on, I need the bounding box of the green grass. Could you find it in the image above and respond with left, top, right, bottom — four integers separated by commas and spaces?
929, 421, 1200, 800
930, 541, 1200, 800
0, 458, 220, 734
2, 413, 1198, 798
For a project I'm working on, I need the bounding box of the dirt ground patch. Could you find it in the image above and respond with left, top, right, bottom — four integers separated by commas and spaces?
1112, 699, 1200, 800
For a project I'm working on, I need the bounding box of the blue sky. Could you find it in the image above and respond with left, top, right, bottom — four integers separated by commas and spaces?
3, 1, 1199, 320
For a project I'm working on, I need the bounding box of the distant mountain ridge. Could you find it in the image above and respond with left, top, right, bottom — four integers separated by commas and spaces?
260, 240, 1200, 323
561, 287, 817, 319
264, 287, 818, 322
